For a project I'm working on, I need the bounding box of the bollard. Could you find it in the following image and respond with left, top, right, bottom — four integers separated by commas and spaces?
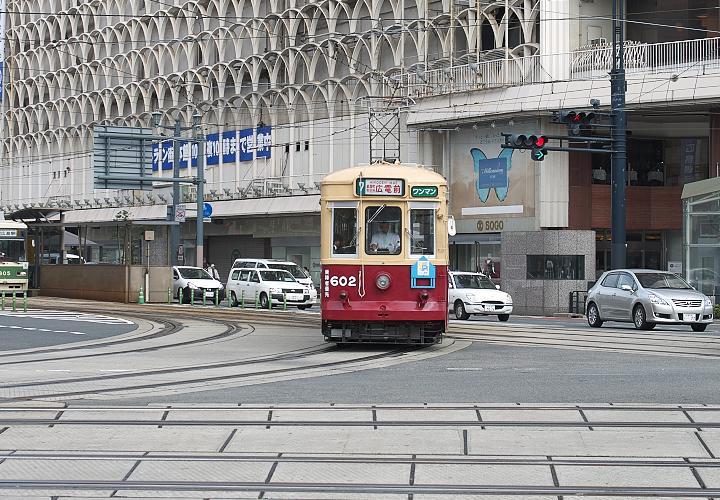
267, 293, 272, 310
1, 292, 4, 311
23, 292, 27, 312
214, 289, 219, 307
254, 290, 259, 309
190, 289, 194, 306
167, 288, 172, 305
283, 292, 287, 311
227, 293, 231, 308
241, 290, 245, 309
138, 286, 145, 305
202, 290, 207, 306
12, 293, 16, 312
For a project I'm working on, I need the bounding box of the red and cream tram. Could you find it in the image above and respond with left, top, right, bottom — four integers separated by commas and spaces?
320, 163, 449, 344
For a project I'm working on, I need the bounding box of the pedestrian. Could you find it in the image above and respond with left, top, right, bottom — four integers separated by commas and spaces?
209, 263, 221, 281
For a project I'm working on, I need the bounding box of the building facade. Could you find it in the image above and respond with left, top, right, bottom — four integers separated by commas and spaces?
3, 0, 720, 311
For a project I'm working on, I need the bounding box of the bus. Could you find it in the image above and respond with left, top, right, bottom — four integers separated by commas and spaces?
0, 219, 29, 295
320, 163, 449, 344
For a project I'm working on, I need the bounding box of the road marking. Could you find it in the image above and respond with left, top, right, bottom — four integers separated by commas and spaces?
0, 309, 133, 325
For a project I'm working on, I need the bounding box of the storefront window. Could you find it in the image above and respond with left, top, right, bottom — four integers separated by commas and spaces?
527, 255, 585, 280
331, 206, 357, 256
409, 207, 435, 256
366, 206, 401, 255
450, 234, 502, 280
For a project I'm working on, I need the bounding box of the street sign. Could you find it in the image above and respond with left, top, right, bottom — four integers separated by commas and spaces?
203, 202, 213, 218
203, 217, 212, 223
175, 204, 186, 222
93, 126, 154, 190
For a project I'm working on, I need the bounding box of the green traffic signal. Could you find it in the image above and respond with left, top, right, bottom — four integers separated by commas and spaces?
531, 148, 547, 161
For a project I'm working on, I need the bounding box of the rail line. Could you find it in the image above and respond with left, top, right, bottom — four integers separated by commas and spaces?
0, 344, 425, 401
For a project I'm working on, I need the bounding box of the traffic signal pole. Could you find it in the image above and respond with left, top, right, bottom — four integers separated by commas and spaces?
610, 0, 627, 269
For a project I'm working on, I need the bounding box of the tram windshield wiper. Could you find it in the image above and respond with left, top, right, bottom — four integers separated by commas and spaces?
366, 204, 386, 225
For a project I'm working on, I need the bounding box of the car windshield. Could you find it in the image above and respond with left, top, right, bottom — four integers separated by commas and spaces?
635, 272, 692, 290
179, 268, 213, 280
260, 270, 296, 283
270, 263, 307, 279
454, 274, 496, 290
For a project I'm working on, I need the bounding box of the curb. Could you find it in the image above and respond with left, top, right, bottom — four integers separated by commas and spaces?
553, 313, 586, 319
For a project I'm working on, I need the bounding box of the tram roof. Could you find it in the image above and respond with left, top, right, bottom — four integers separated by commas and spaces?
321, 163, 446, 185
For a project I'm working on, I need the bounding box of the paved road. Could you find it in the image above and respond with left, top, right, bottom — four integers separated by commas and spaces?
0, 309, 137, 350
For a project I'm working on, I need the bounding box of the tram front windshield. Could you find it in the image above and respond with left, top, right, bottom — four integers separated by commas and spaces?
0, 239, 25, 262
366, 206, 402, 255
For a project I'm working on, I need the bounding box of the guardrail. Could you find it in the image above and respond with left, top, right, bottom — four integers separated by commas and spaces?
404, 37, 720, 97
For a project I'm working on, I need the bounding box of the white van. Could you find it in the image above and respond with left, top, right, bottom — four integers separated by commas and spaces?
226, 267, 313, 309
230, 258, 317, 304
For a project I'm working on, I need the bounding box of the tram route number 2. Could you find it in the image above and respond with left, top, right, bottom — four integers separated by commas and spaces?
324, 270, 358, 297
477, 220, 504, 232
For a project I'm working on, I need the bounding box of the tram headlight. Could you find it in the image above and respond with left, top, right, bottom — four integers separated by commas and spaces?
376, 274, 391, 290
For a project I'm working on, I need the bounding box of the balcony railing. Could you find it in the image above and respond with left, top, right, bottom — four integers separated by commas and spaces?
404, 37, 720, 98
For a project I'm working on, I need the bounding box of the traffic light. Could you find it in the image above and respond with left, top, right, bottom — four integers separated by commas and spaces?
503, 134, 548, 161
531, 135, 548, 161
553, 111, 596, 135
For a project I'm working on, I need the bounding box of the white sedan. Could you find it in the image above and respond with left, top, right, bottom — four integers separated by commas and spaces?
448, 271, 513, 321
172, 266, 225, 304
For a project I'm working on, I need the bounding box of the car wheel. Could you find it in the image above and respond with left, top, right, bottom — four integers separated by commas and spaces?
633, 304, 649, 330
230, 292, 239, 307
646, 323, 656, 330
692, 323, 708, 332
587, 302, 603, 328
259, 293, 270, 310
498, 314, 510, 322
454, 300, 470, 320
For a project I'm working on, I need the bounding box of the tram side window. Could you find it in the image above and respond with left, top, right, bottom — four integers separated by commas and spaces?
366, 206, 401, 255
410, 208, 435, 256
332, 207, 357, 256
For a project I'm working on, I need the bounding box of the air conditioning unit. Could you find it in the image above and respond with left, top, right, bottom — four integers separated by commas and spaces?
591, 37, 607, 46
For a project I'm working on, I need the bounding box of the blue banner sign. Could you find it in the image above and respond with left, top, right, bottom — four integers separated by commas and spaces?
256, 126, 272, 159
238, 128, 254, 162
152, 141, 175, 171
205, 133, 220, 166
221, 130, 237, 164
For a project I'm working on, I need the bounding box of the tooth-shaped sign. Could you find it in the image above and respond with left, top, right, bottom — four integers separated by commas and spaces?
470, 147, 514, 203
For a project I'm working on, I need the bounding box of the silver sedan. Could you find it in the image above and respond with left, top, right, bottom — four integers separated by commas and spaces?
586, 270, 713, 332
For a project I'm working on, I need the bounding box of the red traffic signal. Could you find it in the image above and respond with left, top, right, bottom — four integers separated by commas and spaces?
534, 135, 547, 148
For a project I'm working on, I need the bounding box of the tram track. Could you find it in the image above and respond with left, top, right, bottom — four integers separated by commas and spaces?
0, 345, 424, 402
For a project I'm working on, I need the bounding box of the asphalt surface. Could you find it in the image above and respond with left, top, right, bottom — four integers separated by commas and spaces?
106, 315, 720, 406
0, 309, 137, 350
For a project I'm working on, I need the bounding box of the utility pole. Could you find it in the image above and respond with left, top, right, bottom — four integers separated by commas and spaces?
152, 112, 200, 267
610, 0, 627, 269
193, 112, 205, 270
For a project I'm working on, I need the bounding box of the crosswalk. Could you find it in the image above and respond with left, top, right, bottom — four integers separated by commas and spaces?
0, 309, 133, 325
448, 319, 720, 358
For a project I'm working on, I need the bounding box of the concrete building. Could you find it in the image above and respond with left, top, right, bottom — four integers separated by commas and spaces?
2, 0, 720, 312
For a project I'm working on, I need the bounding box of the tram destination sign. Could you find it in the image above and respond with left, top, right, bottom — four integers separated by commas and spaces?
355, 178, 405, 196
0, 230, 17, 237
411, 186, 439, 198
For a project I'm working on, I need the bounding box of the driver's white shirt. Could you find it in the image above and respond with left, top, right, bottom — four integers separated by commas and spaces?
371, 231, 400, 252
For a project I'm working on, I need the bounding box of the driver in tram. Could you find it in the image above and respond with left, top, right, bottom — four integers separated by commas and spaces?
369, 220, 400, 253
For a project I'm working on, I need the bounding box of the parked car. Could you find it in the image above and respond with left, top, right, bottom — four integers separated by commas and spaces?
226, 267, 314, 309
586, 269, 713, 331
42, 252, 85, 264
172, 265, 225, 304
448, 271, 513, 321
231, 258, 317, 304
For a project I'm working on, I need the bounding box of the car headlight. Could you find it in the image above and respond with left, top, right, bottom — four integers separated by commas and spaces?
218, 283, 224, 289
270, 287, 283, 294
188, 282, 199, 289
465, 293, 477, 302
649, 293, 667, 305
376, 274, 391, 290
705, 296, 713, 307
505, 293, 513, 303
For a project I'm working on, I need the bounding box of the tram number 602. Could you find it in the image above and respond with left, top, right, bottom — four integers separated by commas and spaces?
329, 275, 357, 287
